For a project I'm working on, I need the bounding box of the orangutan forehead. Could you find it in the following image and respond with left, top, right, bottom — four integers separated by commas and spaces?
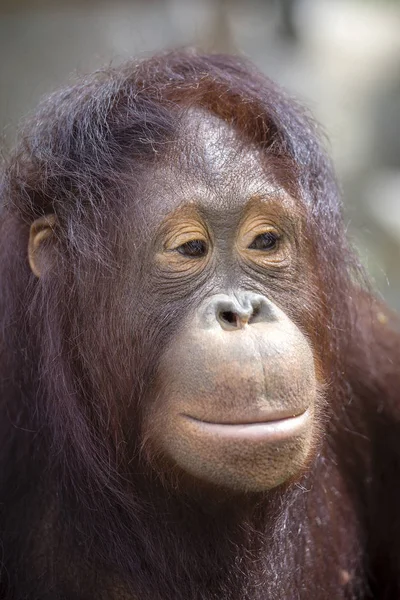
176, 108, 266, 179
145, 109, 292, 212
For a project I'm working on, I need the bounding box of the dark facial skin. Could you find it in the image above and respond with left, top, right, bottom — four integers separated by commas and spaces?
29, 112, 323, 493
137, 113, 322, 492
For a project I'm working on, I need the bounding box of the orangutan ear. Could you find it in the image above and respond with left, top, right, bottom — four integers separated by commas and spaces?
28, 214, 57, 278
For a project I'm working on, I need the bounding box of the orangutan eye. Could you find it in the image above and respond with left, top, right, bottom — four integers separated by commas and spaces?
249, 232, 279, 251
176, 240, 208, 258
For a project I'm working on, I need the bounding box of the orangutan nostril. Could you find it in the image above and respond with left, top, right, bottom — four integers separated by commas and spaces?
220, 311, 238, 326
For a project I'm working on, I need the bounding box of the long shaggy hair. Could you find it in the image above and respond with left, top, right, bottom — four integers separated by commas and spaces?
1, 49, 400, 600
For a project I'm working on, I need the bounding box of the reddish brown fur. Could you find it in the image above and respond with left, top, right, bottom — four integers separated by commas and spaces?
1, 49, 400, 599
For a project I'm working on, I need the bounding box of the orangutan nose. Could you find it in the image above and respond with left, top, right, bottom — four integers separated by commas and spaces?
200, 292, 276, 331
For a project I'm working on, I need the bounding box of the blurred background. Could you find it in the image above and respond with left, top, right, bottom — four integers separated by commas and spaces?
1, 0, 399, 308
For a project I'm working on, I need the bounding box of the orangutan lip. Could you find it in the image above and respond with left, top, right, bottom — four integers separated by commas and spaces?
182, 408, 308, 425
181, 409, 310, 441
